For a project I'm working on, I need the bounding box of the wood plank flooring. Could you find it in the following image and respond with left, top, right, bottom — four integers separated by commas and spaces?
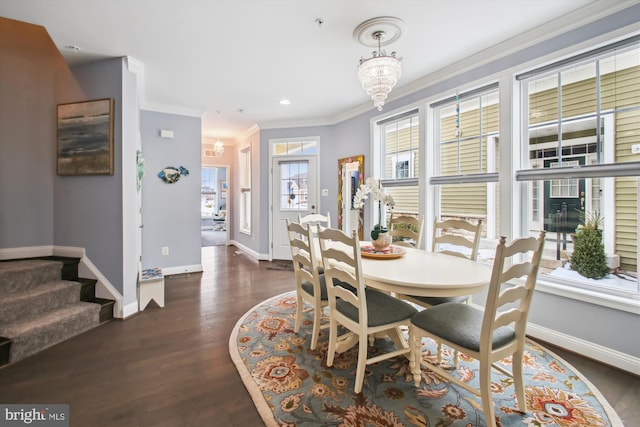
0, 245, 637, 426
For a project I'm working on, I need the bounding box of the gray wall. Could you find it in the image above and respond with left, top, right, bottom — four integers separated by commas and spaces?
54, 58, 126, 294
0, 19, 57, 248
140, 110, 201, 271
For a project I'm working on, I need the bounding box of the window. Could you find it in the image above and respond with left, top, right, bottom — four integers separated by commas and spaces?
272, 139, 317, 156
278, 161, 309, 211
431, 85, 500, 256
239, 146, 251, 234
518, 37, 639, 296
379, 111, 420, 219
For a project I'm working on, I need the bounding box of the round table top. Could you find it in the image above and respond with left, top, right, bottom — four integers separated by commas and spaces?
360, 248, 492, 297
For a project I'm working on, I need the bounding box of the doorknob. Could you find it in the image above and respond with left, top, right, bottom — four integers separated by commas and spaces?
311, 205, 315, 209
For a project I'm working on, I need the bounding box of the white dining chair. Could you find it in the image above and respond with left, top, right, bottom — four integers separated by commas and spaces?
286, 219, 328, 350
402, 218, 483, 308
388, 213, 424, 248
317, 226, 417, 394
409, 231, 546, 427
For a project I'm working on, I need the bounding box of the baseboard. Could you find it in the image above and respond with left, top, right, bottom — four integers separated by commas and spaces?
228, 240, 269, 260
526, 322, 640, 376
0, 245, 54, 260
122, 301, 139, 319
74, 251, 123, 318
162, 264, 203, 276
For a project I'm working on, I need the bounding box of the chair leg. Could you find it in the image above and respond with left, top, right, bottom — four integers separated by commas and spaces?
512, 349, 527, 412
310, 306, 322, 350
326, 317, 337, 367
409, 326, 422, 387
479, 357, 497, 427
294, 293, 303, 333
354, 335, 368, 394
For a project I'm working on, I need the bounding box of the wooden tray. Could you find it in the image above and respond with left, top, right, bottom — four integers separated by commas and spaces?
361, 244, 407, 259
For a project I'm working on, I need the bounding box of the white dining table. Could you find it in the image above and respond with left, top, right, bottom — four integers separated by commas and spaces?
360, 246, 492, 298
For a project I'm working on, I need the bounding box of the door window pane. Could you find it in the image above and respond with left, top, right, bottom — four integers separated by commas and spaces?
279, 161, 309, 211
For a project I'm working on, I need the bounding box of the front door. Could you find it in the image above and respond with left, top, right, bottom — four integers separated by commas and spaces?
543, 157, 586, 234
272, 156, 318, 260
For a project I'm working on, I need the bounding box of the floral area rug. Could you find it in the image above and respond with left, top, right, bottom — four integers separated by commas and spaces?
229, 292, 622, 426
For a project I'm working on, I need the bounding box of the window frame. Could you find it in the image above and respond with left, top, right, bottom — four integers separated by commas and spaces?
239, 145, 252, 235
376, 110, 421, 223
516, 36, 639, 300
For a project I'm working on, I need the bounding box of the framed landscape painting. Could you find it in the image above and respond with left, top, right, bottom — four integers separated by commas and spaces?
57, 98, 114, 175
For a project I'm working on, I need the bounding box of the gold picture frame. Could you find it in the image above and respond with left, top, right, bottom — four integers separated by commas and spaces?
338, 155, 364, 240
57, 98, 114, 175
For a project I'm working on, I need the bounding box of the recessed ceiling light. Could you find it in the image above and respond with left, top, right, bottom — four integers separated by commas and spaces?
280, 99, 291, 105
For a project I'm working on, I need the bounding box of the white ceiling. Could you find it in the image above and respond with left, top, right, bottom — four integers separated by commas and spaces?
0, 0, 628, 141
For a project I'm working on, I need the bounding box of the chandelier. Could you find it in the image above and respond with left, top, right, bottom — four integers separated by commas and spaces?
213, 139, 224, 157
354, 17, 405, 111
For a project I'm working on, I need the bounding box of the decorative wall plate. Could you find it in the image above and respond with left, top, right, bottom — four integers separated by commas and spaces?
157, 165, 189, 184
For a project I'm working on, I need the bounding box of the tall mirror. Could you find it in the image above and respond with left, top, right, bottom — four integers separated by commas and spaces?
338, 155, 364, 240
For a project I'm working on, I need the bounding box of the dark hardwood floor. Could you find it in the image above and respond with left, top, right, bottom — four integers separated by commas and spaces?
0, 245, 637, 426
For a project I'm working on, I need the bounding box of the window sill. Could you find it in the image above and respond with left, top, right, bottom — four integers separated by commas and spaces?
535, 278, 640, 314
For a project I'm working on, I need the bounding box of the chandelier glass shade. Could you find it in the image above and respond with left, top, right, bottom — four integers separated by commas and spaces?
213, 140, 224, 157
357, 31, 401, 111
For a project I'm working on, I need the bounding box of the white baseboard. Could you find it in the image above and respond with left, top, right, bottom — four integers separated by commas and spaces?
526, 322, 640, 376
122, 301, 139, 319
228, 240, 269, 260
0, 245, 53, 259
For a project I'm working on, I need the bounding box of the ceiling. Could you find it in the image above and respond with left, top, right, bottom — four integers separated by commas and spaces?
0, 0, 626, 141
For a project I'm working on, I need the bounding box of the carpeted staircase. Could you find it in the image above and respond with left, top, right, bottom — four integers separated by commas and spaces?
0, 257, 114, 366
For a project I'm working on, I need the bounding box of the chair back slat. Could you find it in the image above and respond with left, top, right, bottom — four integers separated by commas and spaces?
494, 308, 523, 330
500, 262, 534, 284
299, 212, 331, 228
495, 285, 527, 307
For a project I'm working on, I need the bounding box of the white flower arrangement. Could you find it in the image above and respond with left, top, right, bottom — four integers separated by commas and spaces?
353, 177, 395, 210
353, 178, 395, 240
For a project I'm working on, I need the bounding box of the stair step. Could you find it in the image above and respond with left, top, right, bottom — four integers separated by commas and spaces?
78, 278, 98, 302
37, 256, 81, 281
0, 303, 100, 363
94, 298, 115, 323
0, 280, 81, 325
0, 260, 63, 294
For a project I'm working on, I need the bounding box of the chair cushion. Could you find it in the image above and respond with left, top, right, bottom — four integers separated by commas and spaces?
412, 295, 469, 306
411, 303, 515, 352
301, 274, 328, 300
336, 289, 418, 327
